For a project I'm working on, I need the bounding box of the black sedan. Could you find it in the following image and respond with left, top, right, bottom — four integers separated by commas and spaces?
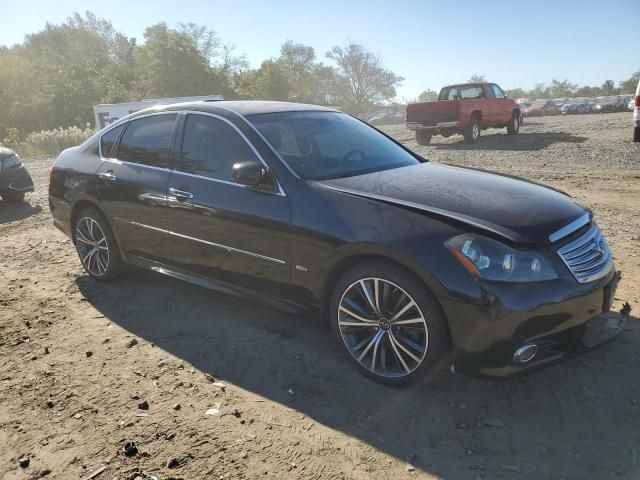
0, 147, 34, 202
49, 101, 623, 384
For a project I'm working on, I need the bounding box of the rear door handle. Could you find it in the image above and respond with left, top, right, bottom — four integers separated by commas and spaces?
169, 187, 194, 201
98, 171, 117, 181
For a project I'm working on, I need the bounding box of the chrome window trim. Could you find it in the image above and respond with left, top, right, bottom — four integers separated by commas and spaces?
101, 157, 172, 173
179, 111, 286, 196
169, 169, 284, 194
212, 104, 305, 180
113, 217, 286, 265
548, 212, 591, 243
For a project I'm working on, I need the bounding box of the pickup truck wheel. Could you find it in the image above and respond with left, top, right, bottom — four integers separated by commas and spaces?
507, 113, 520, 135
463, 117, 480, 144
415, 130, 432, 146
634, 127, 640, 143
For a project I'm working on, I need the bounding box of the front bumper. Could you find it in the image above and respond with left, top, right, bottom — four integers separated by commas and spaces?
441, 268, 624, 378
0, 164, 35, 193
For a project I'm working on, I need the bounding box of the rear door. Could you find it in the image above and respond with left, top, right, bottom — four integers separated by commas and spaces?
96, 112, 178, 262
166, 112, 292, 298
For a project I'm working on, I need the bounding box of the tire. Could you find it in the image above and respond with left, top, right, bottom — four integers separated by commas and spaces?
329, 261, 451, 385
73, 207, 122, 281
634, 127, 640, 143
507, 112, 520, 135
463, 116, 480, 144
415, 129, 432, 146
1, 191, 26, 202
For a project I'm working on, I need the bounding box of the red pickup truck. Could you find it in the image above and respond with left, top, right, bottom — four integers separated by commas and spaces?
406, 82, 521, 145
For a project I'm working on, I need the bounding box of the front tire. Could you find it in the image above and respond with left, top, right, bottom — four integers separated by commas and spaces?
73, 207, 122, 281
330, 261, 450, 385
463, 117, 480, 144
1, 191, 26, 202
507, 112, 520, 135
415, 129, 432, 146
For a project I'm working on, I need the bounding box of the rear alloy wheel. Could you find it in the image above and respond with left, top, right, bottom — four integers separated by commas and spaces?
464, 117, 480, 144
74, 208, 122, 281
331, 262, 450, 385
507, 112, 520, 135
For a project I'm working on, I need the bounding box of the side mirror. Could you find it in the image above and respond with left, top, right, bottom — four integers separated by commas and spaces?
232, 161, 267, 187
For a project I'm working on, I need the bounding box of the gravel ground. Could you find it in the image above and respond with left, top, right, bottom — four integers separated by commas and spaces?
0, 112, 639, 480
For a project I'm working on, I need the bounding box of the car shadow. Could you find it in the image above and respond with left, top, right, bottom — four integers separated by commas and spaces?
76, 269, 639, 479
431, 132, 587, 151
0, 201, 42, 224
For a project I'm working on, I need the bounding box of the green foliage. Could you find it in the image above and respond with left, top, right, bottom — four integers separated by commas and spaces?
2, 128, 21, 149
468, 74, 486, 83
417, 89, 438, 102
619, 71, 640, 94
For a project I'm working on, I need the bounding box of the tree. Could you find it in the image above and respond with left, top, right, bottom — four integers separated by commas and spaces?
237, 59, 291, 101
601, 79, 615, 95
468, 74, 486, 83
417, 89, 438, 102
134, 23, 227, 98
619, 71, 640, 94
549, 78, 577, 98
278, 40, 317, 102
505, 88, 527, 99
326, 42, 403, 113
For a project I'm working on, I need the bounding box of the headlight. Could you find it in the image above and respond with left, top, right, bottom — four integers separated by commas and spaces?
1, 154, 22, 171
445, 234, 558, 282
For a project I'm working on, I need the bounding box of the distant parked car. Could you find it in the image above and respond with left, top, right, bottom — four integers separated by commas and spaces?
405, 82, 520, 145
552, 97, 571, 109
628, 98, 635, 112
525, 100, 559, 117
369, 110, 404, 126
594, 96, 620, 113
561, 99, 590, 115
0, 147, 34, 202
633, 80, 640, 142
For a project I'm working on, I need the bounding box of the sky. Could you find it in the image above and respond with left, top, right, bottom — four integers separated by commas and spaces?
1, 0, 639, 100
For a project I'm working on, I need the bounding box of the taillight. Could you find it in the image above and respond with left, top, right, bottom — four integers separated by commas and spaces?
635, 95, 640, 107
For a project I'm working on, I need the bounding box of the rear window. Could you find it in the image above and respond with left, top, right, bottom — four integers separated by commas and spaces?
439, 85, 484, 100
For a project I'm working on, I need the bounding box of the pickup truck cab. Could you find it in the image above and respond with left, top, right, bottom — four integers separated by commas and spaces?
406, 83, 521, 145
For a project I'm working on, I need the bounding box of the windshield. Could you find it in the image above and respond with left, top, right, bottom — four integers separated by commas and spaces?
247, 111, 422, 181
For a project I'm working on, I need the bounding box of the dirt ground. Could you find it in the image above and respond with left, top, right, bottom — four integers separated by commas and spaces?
1, 112, 639, 480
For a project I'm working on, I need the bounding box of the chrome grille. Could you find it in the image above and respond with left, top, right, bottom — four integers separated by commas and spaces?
557, 223, 612, 283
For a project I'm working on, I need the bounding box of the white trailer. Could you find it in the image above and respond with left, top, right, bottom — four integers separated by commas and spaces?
93, 95, 223, 130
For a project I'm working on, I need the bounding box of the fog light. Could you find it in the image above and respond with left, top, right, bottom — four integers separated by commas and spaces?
513, 343, 537, 364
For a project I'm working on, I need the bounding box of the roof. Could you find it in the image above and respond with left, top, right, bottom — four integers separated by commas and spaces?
155, 100, 338, 117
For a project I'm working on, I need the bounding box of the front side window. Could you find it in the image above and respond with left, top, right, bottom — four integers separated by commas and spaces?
117, 114, 177, 168
100, 124, 124, 158
247, 111, 421, 181
178, 114, 259, 182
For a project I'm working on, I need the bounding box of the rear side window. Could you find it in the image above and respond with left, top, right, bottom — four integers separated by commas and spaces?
491, 85, 505, 99
117, 114, 177, 168
100, 124, 124, 157
178, 114, 259, 182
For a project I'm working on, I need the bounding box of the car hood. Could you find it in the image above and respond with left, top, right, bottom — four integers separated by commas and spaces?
316, 163, 589, 245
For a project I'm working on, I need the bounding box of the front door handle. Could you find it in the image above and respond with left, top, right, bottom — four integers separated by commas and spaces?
98, 170, 117, 181
169, 187, 194, 201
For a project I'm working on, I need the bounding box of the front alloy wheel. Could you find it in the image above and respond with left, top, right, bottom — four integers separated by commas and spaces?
331, 261, 450, 385
338, 278, 428, 378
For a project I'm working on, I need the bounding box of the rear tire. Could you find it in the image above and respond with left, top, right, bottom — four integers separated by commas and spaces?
330, 261, 451, 385
415, 130, 432, 146
507, 112, 520, 135
73, 207, 122, 281
1, 191, 26, 202
463, 116, 480, 144
634, 127, 640, 143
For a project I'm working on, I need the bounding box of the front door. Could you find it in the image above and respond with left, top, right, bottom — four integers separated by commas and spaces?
489, 84, 511, 124
166, 112, 292, 298
96, 112, 178, 263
